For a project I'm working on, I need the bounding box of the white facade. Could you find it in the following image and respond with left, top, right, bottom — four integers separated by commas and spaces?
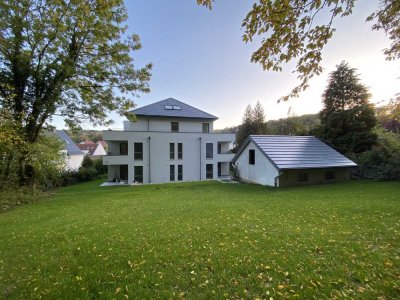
92, 143, 107, 156
103, 117, 235, 184
233, 142, 279, 186
60, 150, 84, 170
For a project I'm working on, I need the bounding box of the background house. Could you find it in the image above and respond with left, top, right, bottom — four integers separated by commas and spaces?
77, 141, 107, 157
103, 98, 235, 184
232, 135, 357, 187
55, 130, 85, 170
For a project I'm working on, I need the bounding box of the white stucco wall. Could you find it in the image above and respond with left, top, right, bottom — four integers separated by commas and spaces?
234, 142, 279, 186
123, 117, 214, 133
92, 144, 107, 156
66, 154, 84, 170
103, 130, 235, 184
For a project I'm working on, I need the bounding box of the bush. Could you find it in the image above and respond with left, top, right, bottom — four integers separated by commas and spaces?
93, 158, 107, 174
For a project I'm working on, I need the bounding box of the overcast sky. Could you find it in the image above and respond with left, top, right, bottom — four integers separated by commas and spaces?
54, 0, 399, 130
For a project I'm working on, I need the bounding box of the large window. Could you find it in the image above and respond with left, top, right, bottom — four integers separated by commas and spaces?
178, 165, 183, 181
202, 123, 210, 133
170, 165, 175, 181
120, 165, 128, 180
171, 122, 179, 132
169, 143, 175, 160
120, 142, 128, 155
249, 149, 255, 165
206, 143, 213, 159
134, 166, 143, 183
206, 164, 213, 179
178, 143, 183, 159
134, 143, 143, 160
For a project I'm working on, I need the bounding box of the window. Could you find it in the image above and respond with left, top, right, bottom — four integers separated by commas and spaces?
169, 143, 175, 159
134, 143, 143, 160
206, 164, 213, 179
249, 149, 255, 165
202, 123, 210, 133
178, 143, 183, 159
134, 166, 143, 183
218, 162, 222, 177
120, 142, 128, 155
178, 165, 183, 181
120, 165, 128, 180
171, 122, 179, 132
297, 173, 308, 182
325, 171, 335, 180
170, 165, 175, 181
217, 142, 222, 154
164, 105, 181, 110
206, 143, 213, 159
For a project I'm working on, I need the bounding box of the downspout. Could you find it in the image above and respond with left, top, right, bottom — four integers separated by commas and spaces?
148, 136, 151, 183
199, 137, 202, 180
274, 170, 283, 188
147, 115, 150, 131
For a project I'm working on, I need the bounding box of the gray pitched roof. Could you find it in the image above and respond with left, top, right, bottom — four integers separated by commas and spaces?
233, 135, 357, 170
55, 130, 84, 156
130, 98, 218, 120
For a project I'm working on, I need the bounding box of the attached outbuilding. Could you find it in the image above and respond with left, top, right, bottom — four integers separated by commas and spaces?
232, 135, 357, 187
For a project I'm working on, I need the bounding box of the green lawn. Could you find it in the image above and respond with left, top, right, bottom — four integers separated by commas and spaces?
0, 180, 399, 299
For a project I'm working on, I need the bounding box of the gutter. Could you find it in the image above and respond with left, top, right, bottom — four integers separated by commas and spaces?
199, 137, 202, 180
148, 136, 151, 183
274, 170, 283, 188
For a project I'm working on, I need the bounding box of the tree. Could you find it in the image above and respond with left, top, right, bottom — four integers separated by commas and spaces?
197, 0, 399, 101
319, 62, 377, 154
236, 101, 267, 147
0, 0, 151, 183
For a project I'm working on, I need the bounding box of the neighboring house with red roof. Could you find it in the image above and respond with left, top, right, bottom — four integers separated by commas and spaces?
77, 141, 107, 157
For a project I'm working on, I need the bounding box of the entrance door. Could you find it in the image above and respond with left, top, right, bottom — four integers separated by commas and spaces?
120, 165, 128, 181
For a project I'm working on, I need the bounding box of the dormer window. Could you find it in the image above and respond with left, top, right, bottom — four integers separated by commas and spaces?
164, 105, 181, 110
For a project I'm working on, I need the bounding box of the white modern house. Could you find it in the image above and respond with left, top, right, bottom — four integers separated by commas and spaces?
55, 130, 85, 170
232, 135, 357, 187
102, 98, 236, 184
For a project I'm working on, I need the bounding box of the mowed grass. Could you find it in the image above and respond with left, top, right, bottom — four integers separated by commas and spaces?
0, 180, 399, 299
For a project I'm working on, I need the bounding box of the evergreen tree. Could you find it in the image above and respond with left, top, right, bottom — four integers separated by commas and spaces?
253, 101, 267, 134
236, 102, 267, 148
320, 62, 377, 154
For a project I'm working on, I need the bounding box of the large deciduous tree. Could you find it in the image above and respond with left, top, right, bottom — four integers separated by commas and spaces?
319, 61, 377, 154
0, 0, 151, 142
0, 0, 151, 183
198, 0, 399, 101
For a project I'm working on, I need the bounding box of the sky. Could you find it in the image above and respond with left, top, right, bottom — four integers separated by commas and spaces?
55, 0, 399, 130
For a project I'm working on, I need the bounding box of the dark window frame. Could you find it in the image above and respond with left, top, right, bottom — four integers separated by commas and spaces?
177, 143, 183, 160
297, 172, 309, 182
134, 143, 143, 160
206, 164, 213, 179
170, 165, 175, 181
169, 143, 175, 160
134, 166, 143, 183
178, 165, 183, 181
206, 143, 213, 159
325, 171, 335, 180
202, 123, 210, 133
249, 149, 255, 165
171, 122, 179, 132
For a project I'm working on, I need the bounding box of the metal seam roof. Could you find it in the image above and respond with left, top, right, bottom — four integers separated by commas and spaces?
55, 130, 84, 156
233, 135, 357, 170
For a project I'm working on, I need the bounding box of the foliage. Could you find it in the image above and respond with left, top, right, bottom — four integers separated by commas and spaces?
198, 0, 400, 101
93, 158, 107, 175
266, 114, 320, 136
356, 127, 400, 180
237, 101, 267, 147
0, 0, 151, 184
81, 155, 94, 169
376, 95, 400, 133
0, 180, 399, 298
68, 130, 103, 143
319, 62, 377, 154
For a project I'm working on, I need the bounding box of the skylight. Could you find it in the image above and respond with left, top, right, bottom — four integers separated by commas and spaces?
164, 105, 181, 110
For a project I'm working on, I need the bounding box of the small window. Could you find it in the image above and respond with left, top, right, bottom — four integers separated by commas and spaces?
325, 171, 335, 180
206, 164, 213, 179
178, 165, 183, 181
134, 166, 143, 183
178, 143, 183, 159
120, 142, 128, 155
218, 162, 222, 177
173, 105, 181, 110
134, 143, 143, 160
202, 123, 210, 133
249, 149, 255, 165
164, 105, 173, 110
206, 143, 213, 159
171, 122, 179, 132
297, 173, 308, 182
217, 142, 222, 154
170, 165, 175, 181
169, 143, 175, 160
